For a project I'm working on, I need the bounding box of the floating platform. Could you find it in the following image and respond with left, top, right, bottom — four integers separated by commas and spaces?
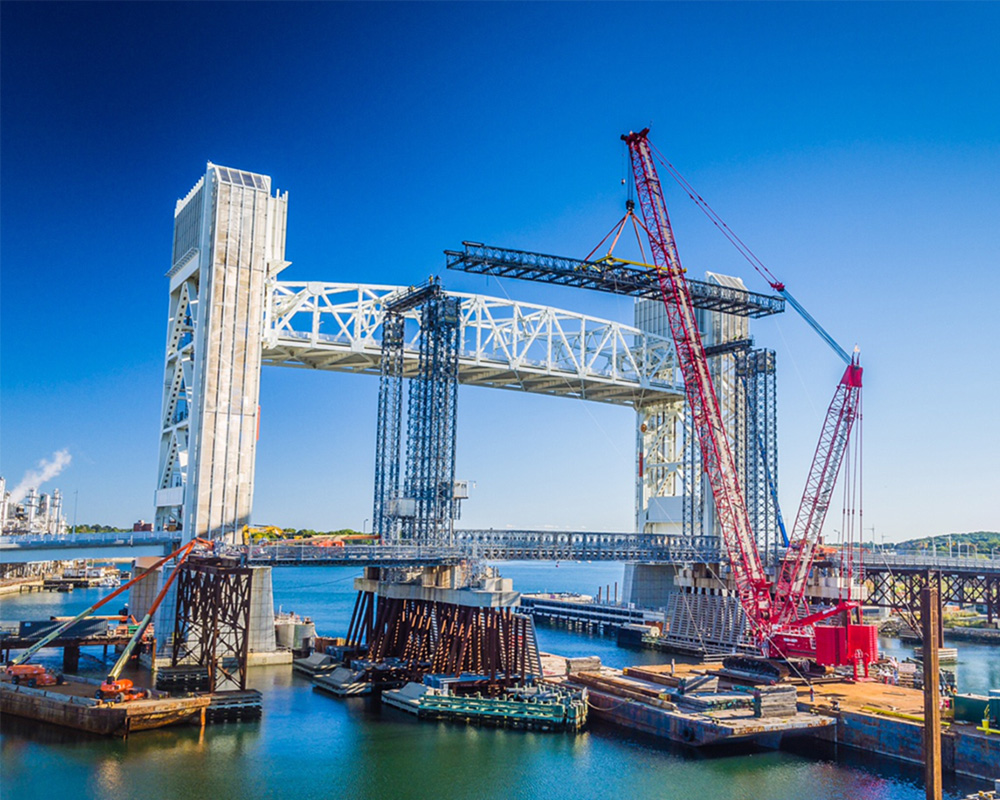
383, 681, 587, 732
548, 655, 1000, 781
203, 690, 263, 723
312, 667, 371, 696
0, 674, 210, 737
292, 652, 340, 678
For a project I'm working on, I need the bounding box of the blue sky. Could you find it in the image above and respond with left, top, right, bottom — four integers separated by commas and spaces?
2, 2, 997, 542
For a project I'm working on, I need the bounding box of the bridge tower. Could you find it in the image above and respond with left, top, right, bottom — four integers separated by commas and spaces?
154, 164, 289, 543
634, 273, 760, 557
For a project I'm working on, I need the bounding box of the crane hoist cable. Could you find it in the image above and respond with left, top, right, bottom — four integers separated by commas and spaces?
645, 141, 852, 365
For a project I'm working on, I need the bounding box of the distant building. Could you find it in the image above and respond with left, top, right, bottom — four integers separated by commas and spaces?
0, 477, 67, 535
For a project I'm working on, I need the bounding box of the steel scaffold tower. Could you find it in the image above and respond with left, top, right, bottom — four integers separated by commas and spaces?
373, 280, 462, 546
403, 293, 462, 544
736, 349, 781, 566
373, 313, 405, 542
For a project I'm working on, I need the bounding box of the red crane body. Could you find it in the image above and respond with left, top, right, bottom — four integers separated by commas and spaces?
623, 130, 772, 633
624, 128, 877, 666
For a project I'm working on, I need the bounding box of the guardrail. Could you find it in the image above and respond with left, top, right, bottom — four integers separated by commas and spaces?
854, 552, 1000, 572
230, 544, 468, 566
0, 532, 180, 548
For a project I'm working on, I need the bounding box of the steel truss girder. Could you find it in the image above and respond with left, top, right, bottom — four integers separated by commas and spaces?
863, 567, 1000, 626
263, 282, 682, 408
444, 243, 785, 318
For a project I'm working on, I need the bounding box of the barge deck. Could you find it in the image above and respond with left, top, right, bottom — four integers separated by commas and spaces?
1, 676, 210, 737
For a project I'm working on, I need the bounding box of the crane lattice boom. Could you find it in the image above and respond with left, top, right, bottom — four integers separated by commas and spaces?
774, 361, 863, 628
622, 129, 771, 626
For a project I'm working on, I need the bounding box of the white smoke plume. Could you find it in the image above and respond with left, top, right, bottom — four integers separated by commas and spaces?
8, 449, 72, 504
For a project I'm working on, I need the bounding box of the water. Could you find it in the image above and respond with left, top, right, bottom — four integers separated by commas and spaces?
2, 563, 995, 799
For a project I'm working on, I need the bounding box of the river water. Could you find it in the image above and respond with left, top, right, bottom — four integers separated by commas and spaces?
1, 562, 996, 799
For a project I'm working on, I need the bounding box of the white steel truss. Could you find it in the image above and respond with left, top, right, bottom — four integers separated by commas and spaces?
262, 282, 683, 406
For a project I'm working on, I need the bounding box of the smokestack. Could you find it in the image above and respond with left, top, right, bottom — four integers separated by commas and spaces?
9, 449, 72, 504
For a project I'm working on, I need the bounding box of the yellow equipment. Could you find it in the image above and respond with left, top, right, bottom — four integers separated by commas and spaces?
242, 524, 286, 545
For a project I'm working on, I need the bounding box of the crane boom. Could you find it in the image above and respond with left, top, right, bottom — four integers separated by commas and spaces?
622, 129, 771, 626
773, 360, 862, 627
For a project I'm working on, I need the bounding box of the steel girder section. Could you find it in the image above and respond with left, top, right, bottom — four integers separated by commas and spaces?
262, 282, 682, 407
863, 566, 1000, 624
444, 243, 785, 318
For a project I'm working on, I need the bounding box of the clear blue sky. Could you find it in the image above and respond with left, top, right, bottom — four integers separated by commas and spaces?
2, 2, 998, 542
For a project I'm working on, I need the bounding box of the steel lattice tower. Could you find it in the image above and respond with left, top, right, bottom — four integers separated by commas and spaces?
403, 294, 461, 544
736, 348, 779, 566
373, 313, 405, 541
373, 280, 461, 546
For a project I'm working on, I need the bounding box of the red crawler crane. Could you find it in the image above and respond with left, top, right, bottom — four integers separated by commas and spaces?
622, 130, 773, 634
622, 129, 877, 667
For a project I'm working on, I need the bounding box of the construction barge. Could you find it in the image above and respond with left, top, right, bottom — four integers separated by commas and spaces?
542, 655, 1000, 781
0, 673, 210, 736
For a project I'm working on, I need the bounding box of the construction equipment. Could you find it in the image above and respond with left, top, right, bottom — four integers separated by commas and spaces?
242, 524, 285, 544
98, 539, 202, 701
96, 677, 147, 702
623, 128, 875, 665
447, 128, 877, 667
8, 539, 211, 678
6, 663, 62, 688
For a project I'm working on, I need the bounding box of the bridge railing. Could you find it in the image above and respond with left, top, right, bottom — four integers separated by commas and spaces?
228, 543, 468, 565
854, 552, 1000, 572
0, 532, 180, 548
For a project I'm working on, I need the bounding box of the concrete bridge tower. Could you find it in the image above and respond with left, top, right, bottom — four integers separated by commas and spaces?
154, 164, 288, 543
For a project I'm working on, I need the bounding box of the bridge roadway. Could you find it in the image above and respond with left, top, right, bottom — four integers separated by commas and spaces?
5, 531, 999, 575
4, 532, 998, 617
1, 531, 682, 565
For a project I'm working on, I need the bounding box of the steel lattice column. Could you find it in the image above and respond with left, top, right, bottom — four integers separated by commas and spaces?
403, 295, 461, 545
737, 349, 779, 566
373, 314, 405, 542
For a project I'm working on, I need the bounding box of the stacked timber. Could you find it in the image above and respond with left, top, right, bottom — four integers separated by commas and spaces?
564, 656, 601, 674
752, 685, 798, 718
623, 667, 718, 694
